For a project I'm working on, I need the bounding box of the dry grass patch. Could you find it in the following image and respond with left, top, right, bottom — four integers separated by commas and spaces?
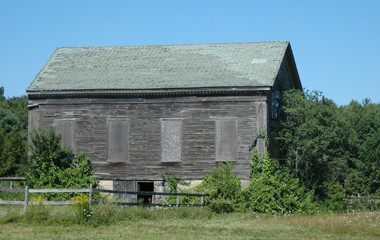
0, 208, 379, 240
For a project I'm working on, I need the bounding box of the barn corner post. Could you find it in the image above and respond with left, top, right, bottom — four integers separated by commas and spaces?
255, 101, 269, 157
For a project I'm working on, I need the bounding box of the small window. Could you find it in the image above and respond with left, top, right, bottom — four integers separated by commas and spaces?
137, 182, 154, 204
215, 119, 237, 161
271, 91, 281, 119
161, 119, 182, 162
53, 119, 76, 152
107, 119, 128, 163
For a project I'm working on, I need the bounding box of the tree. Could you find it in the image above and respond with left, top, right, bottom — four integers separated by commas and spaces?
278, 89, 380, 198
0, 86, 5, 101
278, 89, 350, 199
0, 127, 28, 176
340, 99, 380, 195
27, 127, 98, 199
0, 87, 28, 177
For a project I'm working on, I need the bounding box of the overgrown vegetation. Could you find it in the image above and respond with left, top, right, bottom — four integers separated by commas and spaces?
0, 86, 28, 177
158, 171, 190, 204
0, 207, 379, 239
243, 150, 318, 214
278, 89, 380, 200
26, 126, 98, 200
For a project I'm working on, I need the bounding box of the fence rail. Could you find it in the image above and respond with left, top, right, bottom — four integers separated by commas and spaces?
0, 184, 207, 214
343, 196, 380, 206
0, 177, 26, 189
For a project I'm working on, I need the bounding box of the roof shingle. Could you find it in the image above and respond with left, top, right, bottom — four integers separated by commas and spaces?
27, 41, 291, 92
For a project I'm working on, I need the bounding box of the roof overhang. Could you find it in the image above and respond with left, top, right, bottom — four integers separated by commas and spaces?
27, 86, 272, 100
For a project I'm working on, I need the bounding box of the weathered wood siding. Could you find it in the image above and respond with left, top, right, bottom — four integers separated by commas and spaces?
28, 95, 267, 181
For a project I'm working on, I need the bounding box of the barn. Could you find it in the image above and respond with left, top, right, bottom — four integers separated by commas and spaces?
27, 41, 302, 197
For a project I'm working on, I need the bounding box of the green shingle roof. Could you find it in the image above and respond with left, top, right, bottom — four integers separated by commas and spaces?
27, 41, 293, 92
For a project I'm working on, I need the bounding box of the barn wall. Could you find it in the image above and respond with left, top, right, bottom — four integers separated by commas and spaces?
28, 95, 267, 181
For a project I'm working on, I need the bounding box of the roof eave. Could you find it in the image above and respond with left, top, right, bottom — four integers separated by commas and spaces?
27, 86, 272, 99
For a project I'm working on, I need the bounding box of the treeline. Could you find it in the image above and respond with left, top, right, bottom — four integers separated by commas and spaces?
0, 87, 28, 176
278, 90, 379, 198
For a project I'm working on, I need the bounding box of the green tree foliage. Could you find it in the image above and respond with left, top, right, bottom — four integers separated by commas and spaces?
279, 89, 380, 198
198, 162, 242, 213
0, 87, 5, 101
27, 127, 98, 199
194, 153, 318, 214
0, 128, 28, 176
243, 150, 317, 214
0, 87, 28, 177
340, 99, 380, 195
278, 90, 351, 198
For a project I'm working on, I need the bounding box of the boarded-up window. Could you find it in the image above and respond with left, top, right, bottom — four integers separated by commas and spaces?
53, 119, 76, 152
161, 119, 182, 162
107, 119, 128, 163
215, 119, 237, 161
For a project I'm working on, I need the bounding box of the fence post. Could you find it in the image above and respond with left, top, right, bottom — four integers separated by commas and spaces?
201, 193, 205, 208
23, 186, 29, 214
89, 183, 93, 208
176, 195, 180, 209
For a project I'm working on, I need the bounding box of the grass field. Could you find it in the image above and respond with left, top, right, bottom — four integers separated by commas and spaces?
0, 206, 379, 240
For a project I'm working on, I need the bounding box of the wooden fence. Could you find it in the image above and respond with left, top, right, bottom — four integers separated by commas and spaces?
0, 177, 25, 189
0, 184, 207, 214
343, 196, 380, 207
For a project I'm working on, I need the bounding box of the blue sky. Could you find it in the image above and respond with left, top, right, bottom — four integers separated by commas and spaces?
1, 0, 379, 106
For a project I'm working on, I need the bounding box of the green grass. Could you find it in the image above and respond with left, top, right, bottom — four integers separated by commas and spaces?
0, 206, 379, 239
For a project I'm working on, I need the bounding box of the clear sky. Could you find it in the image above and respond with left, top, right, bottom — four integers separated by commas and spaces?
1, 0, 379, 106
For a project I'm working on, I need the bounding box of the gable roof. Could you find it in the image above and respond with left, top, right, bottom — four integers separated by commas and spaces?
27, 41, 301, 96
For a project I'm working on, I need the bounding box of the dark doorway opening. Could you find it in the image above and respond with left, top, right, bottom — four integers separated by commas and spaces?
137, 182, 154, 204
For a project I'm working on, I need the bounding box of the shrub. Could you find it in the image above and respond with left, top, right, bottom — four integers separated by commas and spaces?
323, 181, 347, 212
27, 127, 98, 200
208, 198, 235, 213
244, 150, 318, 214
178, 189, 202, 205
198, 161, 242, 212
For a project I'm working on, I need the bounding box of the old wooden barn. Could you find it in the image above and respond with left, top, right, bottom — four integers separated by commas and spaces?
27, 41, 302, 196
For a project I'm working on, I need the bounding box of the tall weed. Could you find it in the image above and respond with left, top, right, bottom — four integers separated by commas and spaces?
71, 193, 91, 223
26, 195, 50, 222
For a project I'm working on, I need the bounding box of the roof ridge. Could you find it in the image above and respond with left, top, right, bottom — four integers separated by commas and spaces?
56, 41, 290, 49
